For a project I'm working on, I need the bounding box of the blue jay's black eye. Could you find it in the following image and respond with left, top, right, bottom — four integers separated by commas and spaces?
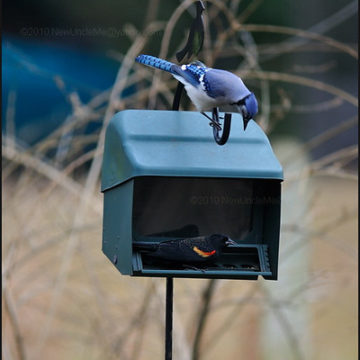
229, 100, 244, 106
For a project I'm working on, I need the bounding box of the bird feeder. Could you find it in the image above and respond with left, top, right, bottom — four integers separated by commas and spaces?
102, 109, 283, 280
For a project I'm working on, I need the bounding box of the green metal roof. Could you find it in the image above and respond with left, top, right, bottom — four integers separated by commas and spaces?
101, 110, 283, 192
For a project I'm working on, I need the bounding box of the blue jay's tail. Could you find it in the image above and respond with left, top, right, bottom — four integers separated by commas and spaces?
135, 54, 176, 74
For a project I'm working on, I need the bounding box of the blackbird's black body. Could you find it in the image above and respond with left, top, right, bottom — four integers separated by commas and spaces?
133, 234, 229, 263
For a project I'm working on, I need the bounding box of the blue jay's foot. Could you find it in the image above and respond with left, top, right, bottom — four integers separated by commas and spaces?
209, 121, 222, 131
201, 112, 222, 131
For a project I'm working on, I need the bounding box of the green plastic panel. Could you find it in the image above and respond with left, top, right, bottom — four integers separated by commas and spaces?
101, 110, 283, 192
101, 110, 283, 280
102, 180, 134, 275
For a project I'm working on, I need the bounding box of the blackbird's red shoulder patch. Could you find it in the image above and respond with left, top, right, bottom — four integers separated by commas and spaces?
193, 246, 216, 258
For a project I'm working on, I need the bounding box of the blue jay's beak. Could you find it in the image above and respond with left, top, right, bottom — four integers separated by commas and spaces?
241, 93, 258, 131
239, 105, 250, 131
243, 116, 250, 131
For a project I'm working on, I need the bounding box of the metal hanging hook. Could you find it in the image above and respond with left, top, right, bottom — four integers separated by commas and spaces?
172, 0, 232, 145
211, 108, 232, 145
172, 1, 205, 111
175, 0, 205, 62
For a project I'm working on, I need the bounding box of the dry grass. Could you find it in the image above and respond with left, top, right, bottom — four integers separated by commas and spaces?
2, 175, 357, 360
2, 1, 358, 359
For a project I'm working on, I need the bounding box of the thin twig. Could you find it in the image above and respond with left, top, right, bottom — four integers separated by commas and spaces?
259, 283, 305, 360
281, 116, 358, 166
202, 284, 259, 354
192, 279, 218, 360
3, 288, 26, 360
2, 140, 87, 201
242, 70, 358, 106
241, 24, 357, 59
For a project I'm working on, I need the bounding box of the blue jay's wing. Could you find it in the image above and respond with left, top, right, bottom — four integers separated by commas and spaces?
171, 63, 208, 88
135, 55, 205, 88
204, 69, 251, 102
135, 54, 177, 74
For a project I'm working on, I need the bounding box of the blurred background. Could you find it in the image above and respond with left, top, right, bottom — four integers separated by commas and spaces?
2, 1, 358, 360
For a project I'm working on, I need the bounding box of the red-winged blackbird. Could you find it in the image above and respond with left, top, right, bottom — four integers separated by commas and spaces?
133, 234, 236, 263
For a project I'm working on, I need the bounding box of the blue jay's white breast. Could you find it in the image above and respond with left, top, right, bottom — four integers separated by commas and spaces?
173, 74, 221, 111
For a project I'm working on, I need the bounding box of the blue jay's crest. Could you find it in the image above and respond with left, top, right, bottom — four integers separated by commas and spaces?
135, 54, 258, 128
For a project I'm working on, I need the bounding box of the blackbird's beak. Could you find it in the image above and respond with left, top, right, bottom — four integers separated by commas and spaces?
225, 238, 238, 246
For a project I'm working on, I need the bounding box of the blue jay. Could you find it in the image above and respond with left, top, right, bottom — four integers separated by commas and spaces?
135, 54, 258, 130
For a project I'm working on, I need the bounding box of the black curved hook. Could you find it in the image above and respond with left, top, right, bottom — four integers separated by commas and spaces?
172, 83, 184, 110
176, 0, 205, 62
173, 1, 205, 110
212, 108, 232, 145
172, 1, 232, 145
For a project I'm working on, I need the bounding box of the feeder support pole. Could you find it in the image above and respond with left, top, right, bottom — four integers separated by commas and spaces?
165, 277, 174, 360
